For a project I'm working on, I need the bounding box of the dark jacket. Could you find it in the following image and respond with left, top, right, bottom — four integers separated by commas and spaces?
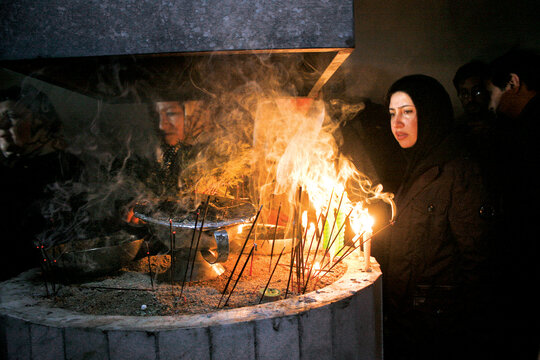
490, 94, 540, 359
380, 134, 490, 314
378, 133, 492, 359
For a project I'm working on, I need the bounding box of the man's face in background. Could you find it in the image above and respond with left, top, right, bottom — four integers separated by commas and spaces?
457, 76, 490, 116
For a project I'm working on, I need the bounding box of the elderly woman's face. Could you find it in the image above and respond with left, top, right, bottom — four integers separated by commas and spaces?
155, 101, 185, 146
0, 100, 33, 158
389, 91, 418, 148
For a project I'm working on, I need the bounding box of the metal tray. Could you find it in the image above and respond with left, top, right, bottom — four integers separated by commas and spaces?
133, 195, 257, 231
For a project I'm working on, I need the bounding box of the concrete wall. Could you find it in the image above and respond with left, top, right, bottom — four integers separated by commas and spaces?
0, 0, 354, 60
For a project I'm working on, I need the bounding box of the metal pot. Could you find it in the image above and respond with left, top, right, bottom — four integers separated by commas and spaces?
45, 230, 144, 279
133, 195, 256, 281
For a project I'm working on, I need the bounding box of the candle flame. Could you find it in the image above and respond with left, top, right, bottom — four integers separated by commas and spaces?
350, 205, 375, 235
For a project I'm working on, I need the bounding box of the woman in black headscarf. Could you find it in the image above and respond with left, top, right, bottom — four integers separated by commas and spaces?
378, 75, 493, 360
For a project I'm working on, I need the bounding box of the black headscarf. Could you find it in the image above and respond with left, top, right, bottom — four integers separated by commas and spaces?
386, 75, 455, 193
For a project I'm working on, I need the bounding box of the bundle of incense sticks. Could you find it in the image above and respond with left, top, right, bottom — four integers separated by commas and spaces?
217, 205, 263, 308
311, 220, 395, 288
285, 186, 303, 298
288, 188, 334, 296
222, 245, 255, 308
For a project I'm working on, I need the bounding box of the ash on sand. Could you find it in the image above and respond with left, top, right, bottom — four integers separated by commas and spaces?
36, 248, 346, 316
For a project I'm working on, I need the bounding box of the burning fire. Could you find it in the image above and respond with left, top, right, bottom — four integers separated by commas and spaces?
186, 96, 394, 210
33, 57, 395, 304
184, 92, 396, 297
182, 94, 395, 252
252, 97, 394, 254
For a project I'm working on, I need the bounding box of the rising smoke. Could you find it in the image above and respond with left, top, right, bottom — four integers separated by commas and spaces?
38, 53, 394, 248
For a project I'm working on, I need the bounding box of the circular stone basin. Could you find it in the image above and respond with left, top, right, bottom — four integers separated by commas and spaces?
0, 253, 382, 360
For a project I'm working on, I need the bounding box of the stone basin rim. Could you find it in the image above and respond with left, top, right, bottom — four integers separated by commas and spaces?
0, 253, 380, 331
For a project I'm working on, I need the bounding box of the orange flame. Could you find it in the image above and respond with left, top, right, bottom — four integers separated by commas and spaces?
251, 98, 394, 238
181, 94, 395, 238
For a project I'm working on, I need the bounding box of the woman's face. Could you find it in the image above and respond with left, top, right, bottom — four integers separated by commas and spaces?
155, 101, 185, 146
0, 100, 33, 158
389, 91, 418, 148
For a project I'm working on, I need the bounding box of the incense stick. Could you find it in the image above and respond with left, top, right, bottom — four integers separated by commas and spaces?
312, 236, 362, 289
171, 230, 176, 295
301, 191, 336, 293
144, 240, 154, 290
297, 187, 303, 288
284, 218, 299, 299
305, 208, 351, 291
287, 186, 304, 296
249, 242, 257, 276
303, 189, 340, 293
38, 241, 56, 294
320, 207, 353, 269
304, 212, 323, 272
222, 245, 255, 308
217, 205, 263, 308
299, 206, 309, 290
259, 246, 286, 304
250, 222, 259, 276
190, 196, 211, 281
260, 194, 274, 245
37, 247, 50, 297
269, 203, 281, 272
180, 210, 200, 299
169, 219, 174, 287
316, 220, 396, 283
321, 190, 345, 260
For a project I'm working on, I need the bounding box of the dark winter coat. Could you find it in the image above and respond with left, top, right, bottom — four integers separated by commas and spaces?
490, 94, 540, 359
380, 134, 490, 316
378, 133, 493, 360
379, 75, 492, 359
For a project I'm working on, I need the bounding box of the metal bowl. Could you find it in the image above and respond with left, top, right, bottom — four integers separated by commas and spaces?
133, 195, 257, 231
45, 231, 144, 279
133, 195, 256, 250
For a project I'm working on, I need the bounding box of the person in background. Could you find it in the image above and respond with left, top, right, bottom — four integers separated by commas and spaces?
378, 75, 493, 360
452, 61, 499, 193
0, 85, 82, 281
124, 99, 205, 258
147, 100, 200, 196
124, 99, 200, 226
485, 48, 539, 360
453, 60, 493, 127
